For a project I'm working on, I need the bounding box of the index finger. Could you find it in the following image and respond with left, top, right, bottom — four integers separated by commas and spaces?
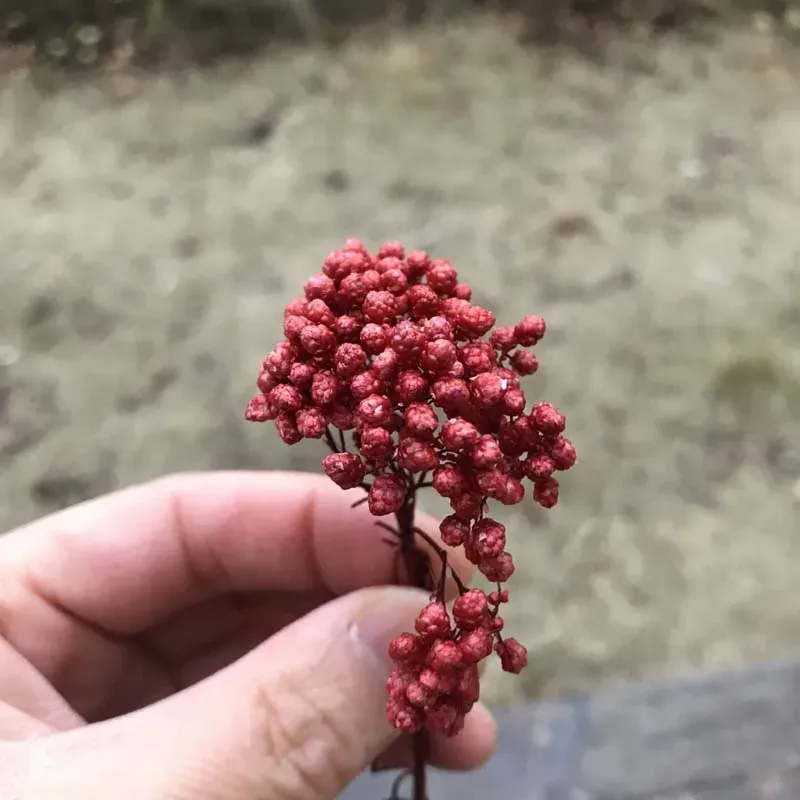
1, 471, 473, 637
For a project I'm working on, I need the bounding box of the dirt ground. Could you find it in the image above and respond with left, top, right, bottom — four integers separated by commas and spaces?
1, 12, 799, 709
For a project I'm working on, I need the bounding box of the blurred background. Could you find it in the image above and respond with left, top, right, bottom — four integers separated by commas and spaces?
0, 0, 799, 710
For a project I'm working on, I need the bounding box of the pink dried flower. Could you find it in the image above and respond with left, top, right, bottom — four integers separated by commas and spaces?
322, 453, 365, 490
439, 515, 470, 547
403, 402, 438, 438
244, 238, 577, 751
358, 427, 394, 461
495, 638, 528, 674
452, 589, 489, 629
530, 401, 566, 435
415, 603, 451, 638
471, 518, 506, 559
356, 394, 393, 429
459, 628, 494, 663
368, 474, 407, 516
533, 476, 560, 508
510, 349, 539, 375
396, 370, 429, 404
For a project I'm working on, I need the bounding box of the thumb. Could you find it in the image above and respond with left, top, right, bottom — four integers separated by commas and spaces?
26, 586, 428, 800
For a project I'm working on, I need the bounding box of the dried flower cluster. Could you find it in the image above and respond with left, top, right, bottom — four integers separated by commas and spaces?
245, 238, 575, 739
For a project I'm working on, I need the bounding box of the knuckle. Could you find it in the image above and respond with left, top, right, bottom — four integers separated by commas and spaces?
251, 668, 365, 800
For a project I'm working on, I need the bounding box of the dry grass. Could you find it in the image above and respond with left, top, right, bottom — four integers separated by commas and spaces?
1, 14, 799, 705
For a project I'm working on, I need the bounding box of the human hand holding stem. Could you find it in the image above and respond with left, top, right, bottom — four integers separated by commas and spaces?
246, 239, 577, 799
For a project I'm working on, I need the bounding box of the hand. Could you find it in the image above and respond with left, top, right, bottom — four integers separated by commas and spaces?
0, 471, 496, 799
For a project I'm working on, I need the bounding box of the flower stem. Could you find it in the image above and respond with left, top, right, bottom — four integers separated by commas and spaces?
395, 485, 429, 800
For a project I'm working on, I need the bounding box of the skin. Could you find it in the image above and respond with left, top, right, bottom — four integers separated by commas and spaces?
0, 471, 497, 799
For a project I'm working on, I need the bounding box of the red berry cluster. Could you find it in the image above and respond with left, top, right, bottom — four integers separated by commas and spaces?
386, 588, 527, 736
245, 238, 576, 737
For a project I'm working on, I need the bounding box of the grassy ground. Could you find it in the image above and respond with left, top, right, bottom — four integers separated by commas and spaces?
1, 10, 799, 708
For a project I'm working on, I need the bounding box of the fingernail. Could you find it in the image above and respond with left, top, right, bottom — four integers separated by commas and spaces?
349, 587, 428, 676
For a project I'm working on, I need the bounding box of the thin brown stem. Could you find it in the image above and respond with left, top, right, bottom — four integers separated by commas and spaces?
324, 427, 340, 454
413, 526, 469, 594
394, 484, 429, 800
412, 730, 428, 800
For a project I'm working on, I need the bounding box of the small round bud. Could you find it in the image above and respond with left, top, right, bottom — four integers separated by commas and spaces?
396, 438, 438, 473
360, 323, 389, 354
471, 372, 507, 408
510, 349, 539, 375
523, 453, 556, 480
387, 698, 423, 733
503, 388, 526, 416
295, 407, 326, 439
356, 394, 393, 428
395, 370, 428, 404
439, 515, 470, 547
300, 324, 336, 355
550, 436, 577, 470
452, 589, 489, 630
368, 474, 407, 516
489, 326, 517, 351
358, 426, 394, 460
440, 418, 480, 452
391, 320, 426, 360
322, 453, 365, 490
403, 402, 438, 438
427, 639, 463, 670
389, 632, 423, 663
479, 552, 515, 582
334, 342, 368, 378
431, 378, 470, 411
432, 464, 469, 498
408, 284, 440, 318
426, 259, 458, 294
363, 290, 397, 324
269, 384, 303, 413
471, 518, 506, 559
405, 250, 431, 277
378, 240, 405, 260
288, 361, 315, 390
514, 315, 546, 346
381, 266, 409, 295
265, 342, 297, 379
350, 370, 384, 401
415, 603, 451, 638
422, 315, 454, 342
530, 402, 567, 435
449, 492, 484, 521
310, 371, 343, 406
470, 435, 502, 470
459, 628, 494, 664
425, 702, 462, 735
457, 304, 495, 338
421, 339, 458, 375
274, 411, 302, 445
459, 342, 496, 376
304, 273, 336, 303
495, 638, 528, 674
245, 394, 276, 422
333, 314, 362, 341
305, 298, 335, 327
533, 476, 560, 508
